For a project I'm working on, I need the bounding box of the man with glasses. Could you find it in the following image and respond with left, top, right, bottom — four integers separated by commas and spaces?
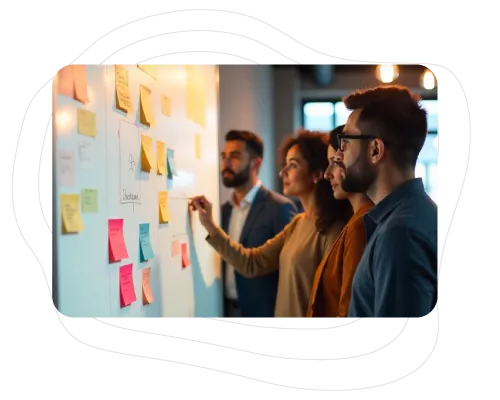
337, 84, 437, 318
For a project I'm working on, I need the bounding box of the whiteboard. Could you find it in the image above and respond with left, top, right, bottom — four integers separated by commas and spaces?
52, 65, 222, 317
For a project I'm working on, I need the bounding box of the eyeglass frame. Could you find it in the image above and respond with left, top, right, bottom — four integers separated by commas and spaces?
336, 133, 387, 151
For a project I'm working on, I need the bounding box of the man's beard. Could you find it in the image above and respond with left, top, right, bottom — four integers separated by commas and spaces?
341, 146, 377, 193
222, 164, 251, 188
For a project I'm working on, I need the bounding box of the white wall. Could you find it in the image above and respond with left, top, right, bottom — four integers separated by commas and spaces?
218, 65, 275, 205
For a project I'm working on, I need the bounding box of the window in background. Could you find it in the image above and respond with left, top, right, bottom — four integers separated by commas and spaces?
303, 102, 334, 131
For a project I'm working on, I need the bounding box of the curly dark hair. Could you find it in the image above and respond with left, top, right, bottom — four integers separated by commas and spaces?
280, 130, 353, 234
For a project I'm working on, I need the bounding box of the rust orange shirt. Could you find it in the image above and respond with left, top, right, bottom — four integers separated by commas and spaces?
307, 201, 373, 317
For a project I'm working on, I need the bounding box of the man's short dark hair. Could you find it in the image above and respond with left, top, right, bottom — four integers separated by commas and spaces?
342, 84, 428, 169
225, 130, 264, 159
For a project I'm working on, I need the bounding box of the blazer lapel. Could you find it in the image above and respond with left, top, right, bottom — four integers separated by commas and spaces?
239, 187, 268, 244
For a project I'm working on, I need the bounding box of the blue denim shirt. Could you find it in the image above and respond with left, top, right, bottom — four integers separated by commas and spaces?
348, 178, 437, 318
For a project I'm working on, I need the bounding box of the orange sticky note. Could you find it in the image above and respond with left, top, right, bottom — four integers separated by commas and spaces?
108, 219, 128, 262
172, 239, 180, 257
72, 65, 89, 103
162, 95, 171, 116
159, 191, 170, 223
156, 140, 167, 175
115, 65, 132, 113
142, 266, 154, 305
181, 242, 191, 268
57, 65, 74, 97
139, 85, 155, 126
141, 135, 155, 172
120, 263, 136, 308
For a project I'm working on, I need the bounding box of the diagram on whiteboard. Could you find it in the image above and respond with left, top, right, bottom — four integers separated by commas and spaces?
119, 120, 141, 203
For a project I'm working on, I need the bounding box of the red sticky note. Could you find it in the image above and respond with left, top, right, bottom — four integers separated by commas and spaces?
109, 219, 129, 262
119, 263, 136, 307
73, 65, 90, 103
57, 65, 74, 97
181, 242, 191, 268
172, 239, 180, 257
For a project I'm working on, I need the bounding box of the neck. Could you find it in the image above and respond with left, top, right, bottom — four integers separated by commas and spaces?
233, 177, 258, 205
367, 168, 415, 205
298, 191, 317, 219
348, 192, 371, 214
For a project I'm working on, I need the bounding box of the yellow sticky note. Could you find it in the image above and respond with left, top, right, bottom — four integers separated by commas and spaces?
186, 65, 206, 128
159, 191, 171, 223
156, 140, 167, 175
77, 109, 96, 137
115, 65, 131, 113
138, 65, 157, 80
140, 85, 155, 126
141, 135, 155, 172
61, 194, 84, 233
162, 95, 171, 116
195, 134, 201, 159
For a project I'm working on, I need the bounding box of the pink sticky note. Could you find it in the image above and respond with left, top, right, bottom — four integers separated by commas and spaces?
181, 242, 191, 268
119, 263, 136, 307
172, 239, 180, 257
109, 219, 129, 262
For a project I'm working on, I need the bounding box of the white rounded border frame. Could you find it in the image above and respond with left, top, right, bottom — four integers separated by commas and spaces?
8, 9, 460, 392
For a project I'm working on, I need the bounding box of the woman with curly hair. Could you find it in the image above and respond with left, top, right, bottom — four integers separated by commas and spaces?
190, 130, 353, 317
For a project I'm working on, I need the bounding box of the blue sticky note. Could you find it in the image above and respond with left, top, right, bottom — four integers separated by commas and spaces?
139, 223, 154, 262
167, 148, 178, 178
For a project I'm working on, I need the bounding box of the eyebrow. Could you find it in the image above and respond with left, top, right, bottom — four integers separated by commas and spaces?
221, 151, 241, 156
287, 157, 301, 164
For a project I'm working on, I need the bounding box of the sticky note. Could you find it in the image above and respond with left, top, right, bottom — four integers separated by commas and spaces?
181, 242, 191, 268
108, 219, 128, 262
57, 65, 74, 97
156, 140, 167, 175
77, 108, 96, 137
159, 191, 170, 223
141, 135, 155, 172
138, 65, 157, 80
186, 65, 206, 128
195, 134, 201, 159
61, 194, 84, 233
59, 150, 75, 187
115, 65, 131, 113
142, 266, 154, 305
81, 189, 98, 213
162, 95, 171, 116
139, 85, 155, 126
72, 65, 89, 103
139, 223, 154, 262
172, 239, 180, 257
119, 264, 136, 308
78, 140, 93, 169
166, 148, 178, 179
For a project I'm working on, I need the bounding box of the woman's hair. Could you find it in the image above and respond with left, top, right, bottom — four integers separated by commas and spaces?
329, 124, 345, 151
279, 130, 353, 234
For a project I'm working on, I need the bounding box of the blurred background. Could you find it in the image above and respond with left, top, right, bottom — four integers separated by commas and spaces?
218, 64, 437, 207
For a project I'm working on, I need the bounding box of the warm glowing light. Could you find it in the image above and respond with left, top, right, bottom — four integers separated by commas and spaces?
55, 107, 75, 135
421, 70, 436, 90
376, 64, 399, 83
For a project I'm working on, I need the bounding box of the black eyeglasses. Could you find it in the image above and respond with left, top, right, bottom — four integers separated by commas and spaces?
336, 133, 381, 151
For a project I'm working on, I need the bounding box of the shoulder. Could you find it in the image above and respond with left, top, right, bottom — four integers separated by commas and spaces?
262, 187, 296, 207
345, 211, 369, 237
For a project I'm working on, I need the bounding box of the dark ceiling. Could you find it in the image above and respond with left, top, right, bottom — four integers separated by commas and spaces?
273, 64, 427, 73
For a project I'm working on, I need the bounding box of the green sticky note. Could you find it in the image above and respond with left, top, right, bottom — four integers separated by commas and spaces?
82, 189, 98, 212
